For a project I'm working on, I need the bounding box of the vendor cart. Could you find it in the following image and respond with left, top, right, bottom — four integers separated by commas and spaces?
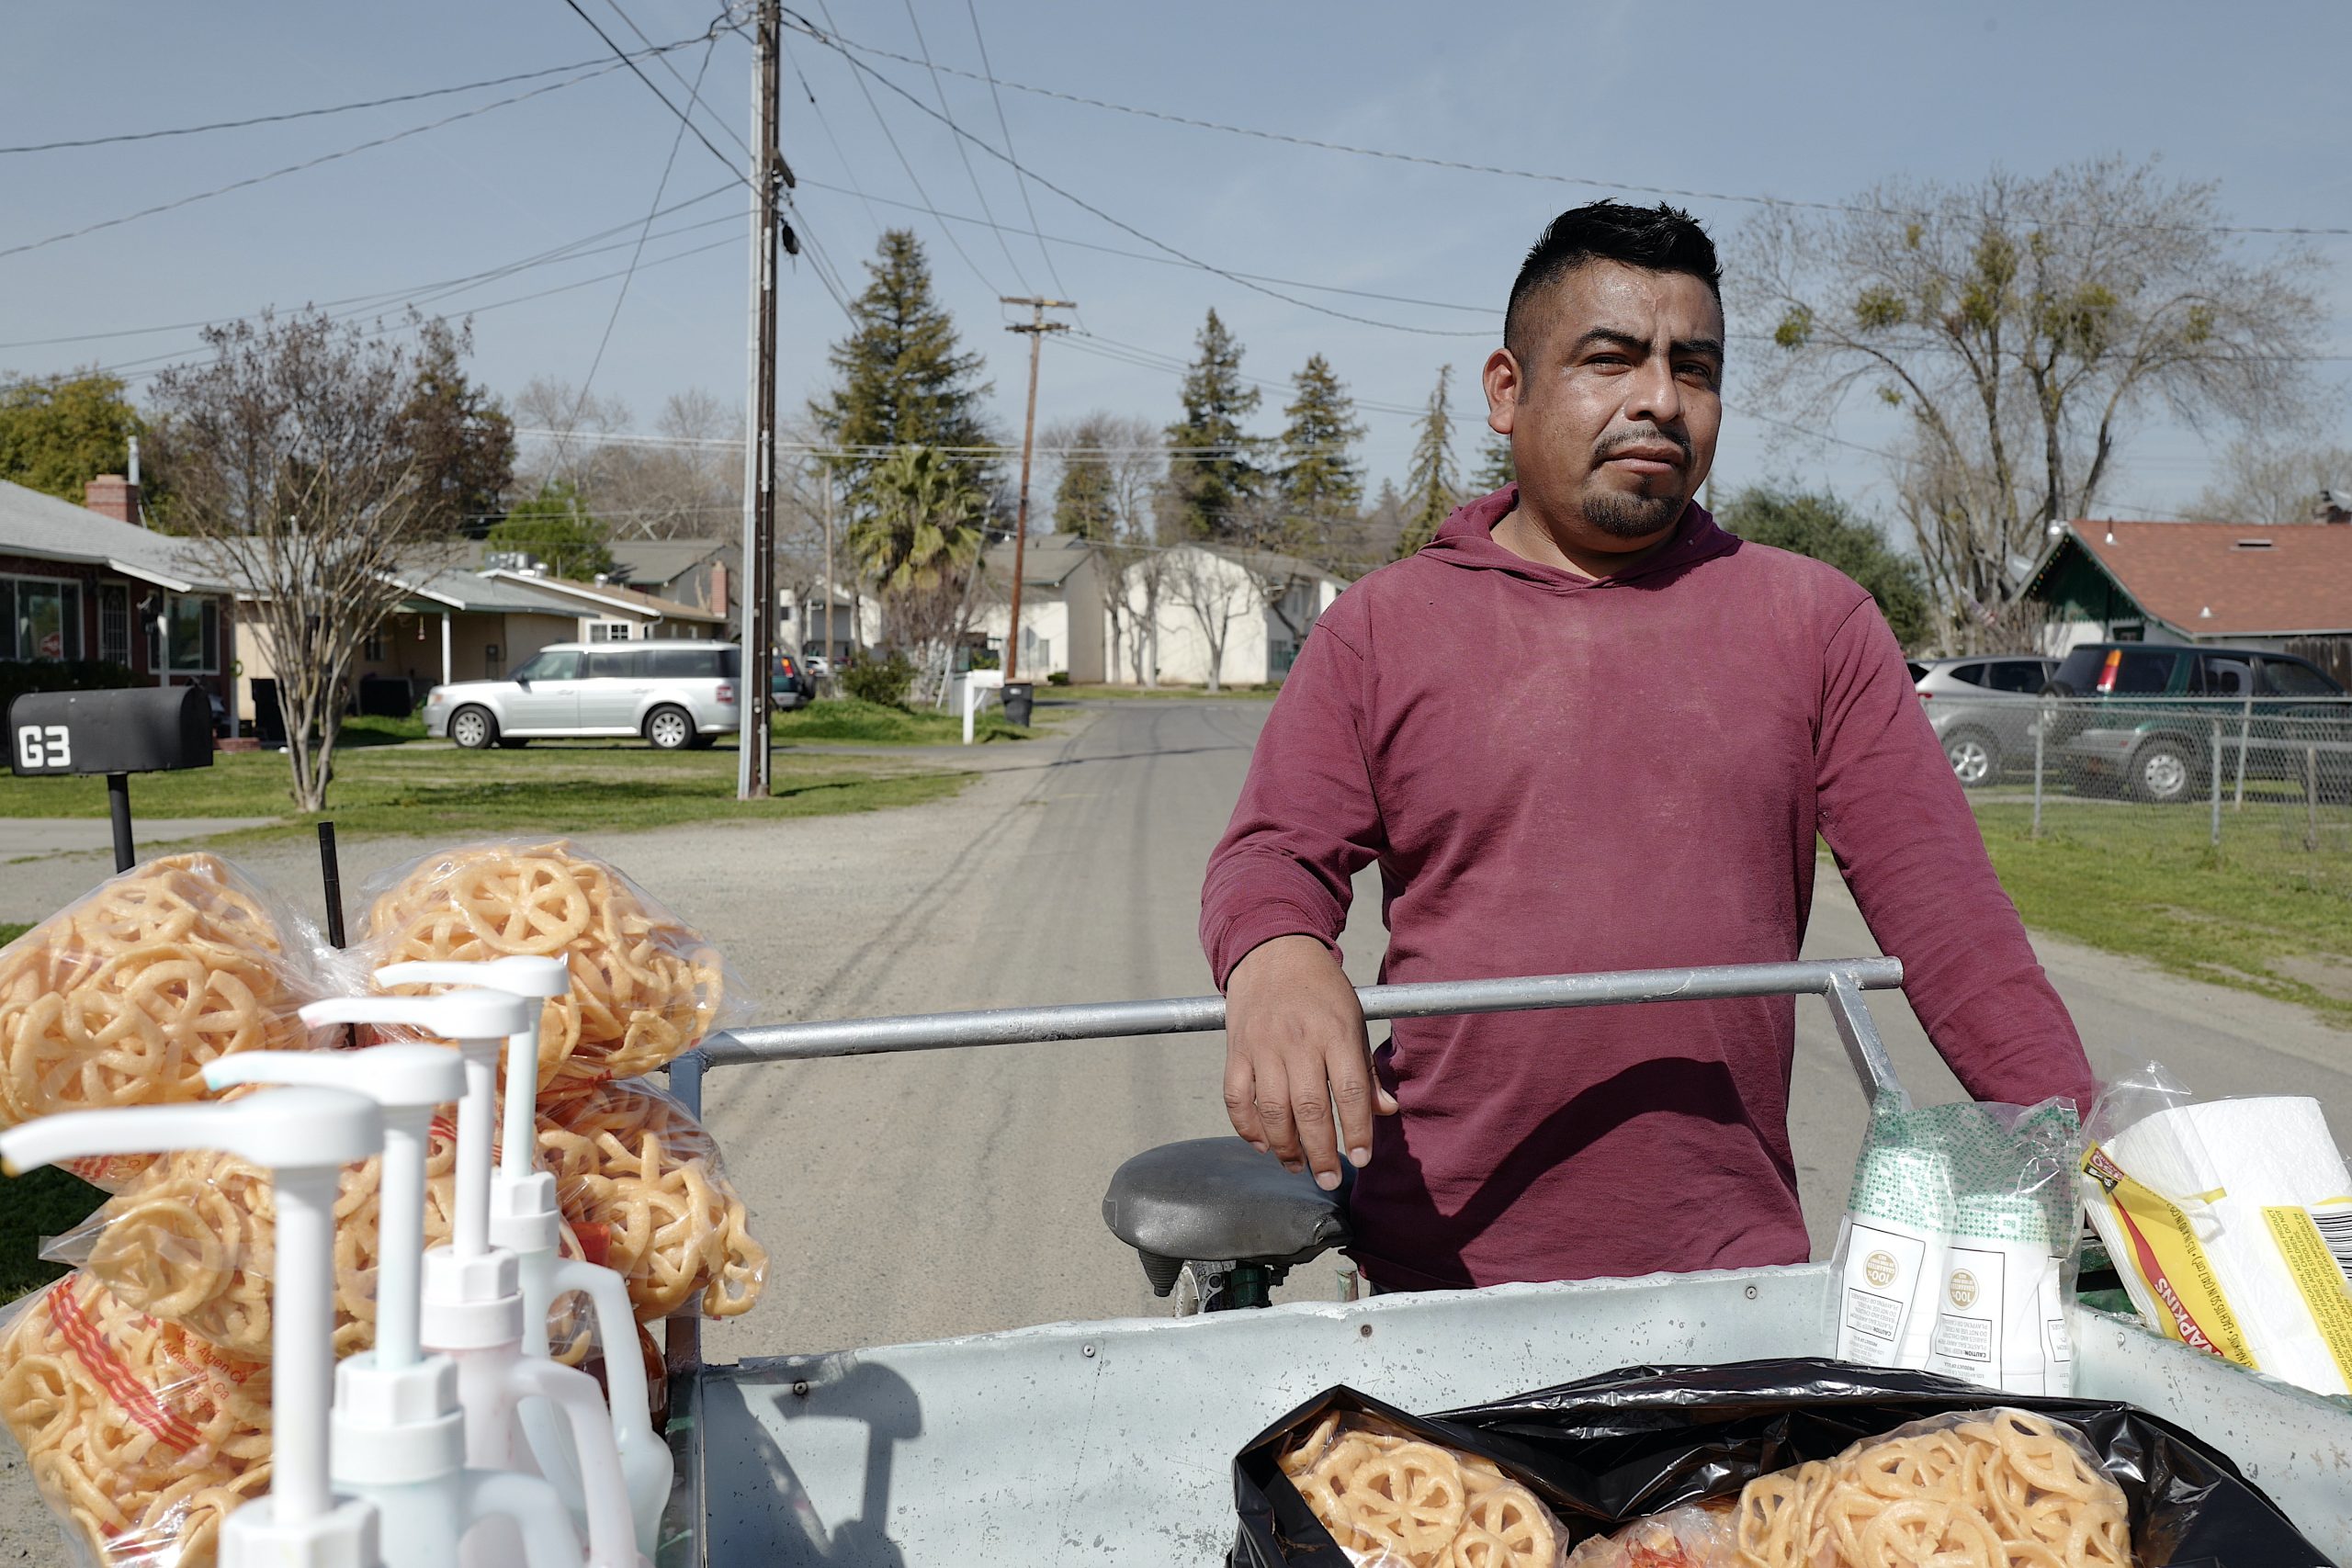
652, 958, 2352, 1565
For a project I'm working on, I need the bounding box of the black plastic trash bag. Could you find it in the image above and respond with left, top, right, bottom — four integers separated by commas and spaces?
1231, 1358, 2332, 1566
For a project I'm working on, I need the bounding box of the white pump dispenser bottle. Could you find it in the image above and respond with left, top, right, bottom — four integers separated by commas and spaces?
1, 1089, 387, 1568
300, 989, 643, 1568
207, 1043, 588, 1568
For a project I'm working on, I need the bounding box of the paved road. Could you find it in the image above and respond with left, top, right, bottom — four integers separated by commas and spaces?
6, 696, 2352, 1556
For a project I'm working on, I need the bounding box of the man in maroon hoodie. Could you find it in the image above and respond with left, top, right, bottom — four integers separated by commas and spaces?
1200, 202, 2095, 1292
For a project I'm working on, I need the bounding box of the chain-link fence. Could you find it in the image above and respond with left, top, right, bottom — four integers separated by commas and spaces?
1934, 694, 2352, 887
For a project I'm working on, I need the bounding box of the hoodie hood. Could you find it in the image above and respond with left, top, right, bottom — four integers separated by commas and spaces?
1417, 484, 1736, 592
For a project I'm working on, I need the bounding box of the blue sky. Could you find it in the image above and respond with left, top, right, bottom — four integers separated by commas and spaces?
4, 1, 2346, 529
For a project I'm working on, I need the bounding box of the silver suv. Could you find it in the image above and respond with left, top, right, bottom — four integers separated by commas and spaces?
1911, 656, 2055, 787
424, 640, 741, 750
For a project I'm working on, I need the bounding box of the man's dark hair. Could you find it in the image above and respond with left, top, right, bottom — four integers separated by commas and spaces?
1504, 201, 1722, 361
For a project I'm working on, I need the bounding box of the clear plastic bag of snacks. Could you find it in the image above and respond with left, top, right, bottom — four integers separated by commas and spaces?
0, 853, 334, 1185
51, 1110, 589, 1361
0, 1271, 270, 1568
358, 839, 746, 1093
537, 1077, 765, 1322
1272, 1409, 1568, 1567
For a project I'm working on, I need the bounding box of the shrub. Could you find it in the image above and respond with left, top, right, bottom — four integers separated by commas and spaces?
0, 660, 140, 712
1046, 671, 1069, 686
842, 652, 916, 709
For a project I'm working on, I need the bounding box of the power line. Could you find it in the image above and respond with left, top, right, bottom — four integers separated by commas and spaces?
554, 0, 749, 191
787, 16, 2352, 241
0, 186, 739, 353
0, 62, 634, 264
898, 0, 1031, 291
810, 0, 1003, 295
0, 37, 712, 155
963, 0, 1072, 306
788, 22, 1491, 338
553, 31, 726, 475
594, 0, 755, 163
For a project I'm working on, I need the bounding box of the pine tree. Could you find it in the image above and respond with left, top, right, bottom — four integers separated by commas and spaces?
1277, 354, 1365, 548
1052, 412, 1120, 541
393, 318, 513, 536
1395, 367, 1462, 558
1473, 428, 1516, 493
1163, 309, 1261, 539
814, 230, 994, 512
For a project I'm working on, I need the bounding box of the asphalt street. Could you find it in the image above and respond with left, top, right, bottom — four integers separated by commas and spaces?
4, 696, 2351, 1558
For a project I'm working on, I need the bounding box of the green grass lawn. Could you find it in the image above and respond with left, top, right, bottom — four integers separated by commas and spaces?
0, 921, 104, 1303
1973, 799, 2352, 1024
773, 696, 1033, 746
0, 741, 971, 844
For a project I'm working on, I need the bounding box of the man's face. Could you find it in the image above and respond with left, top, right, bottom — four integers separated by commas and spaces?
1487, 261, 1724, 545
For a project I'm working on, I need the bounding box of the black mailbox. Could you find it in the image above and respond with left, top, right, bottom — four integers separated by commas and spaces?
9, 686, 214, 777
9, 687, 214, 874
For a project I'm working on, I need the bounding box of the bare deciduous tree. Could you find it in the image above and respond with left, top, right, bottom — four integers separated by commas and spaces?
514, 380, 741, 541
2192, 434, 2352, 525
152, 310, 458, 811
1164, 546, 1257, 693
1740, 157, 2318, 650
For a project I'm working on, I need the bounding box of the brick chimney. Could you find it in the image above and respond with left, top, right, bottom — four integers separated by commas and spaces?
85, 474, 141, 526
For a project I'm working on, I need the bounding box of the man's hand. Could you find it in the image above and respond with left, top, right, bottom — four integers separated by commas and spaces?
1222, 935, 1398, 1190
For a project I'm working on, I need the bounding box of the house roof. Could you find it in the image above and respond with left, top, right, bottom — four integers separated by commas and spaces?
390, 561, 600, 616
605, 537, 733, 587
1192, 541, 1351, 587
478, 567, 722, 623
0, 478, 232, 592
2031, 519, 2352, 637
978, 533, 1096, 594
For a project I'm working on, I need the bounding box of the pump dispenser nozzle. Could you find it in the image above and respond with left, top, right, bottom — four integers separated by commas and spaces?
0, 1089, 386, 1568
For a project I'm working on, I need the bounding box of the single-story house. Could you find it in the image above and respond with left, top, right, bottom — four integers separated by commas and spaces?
604, 537, 738, 616
0, 475, 236, 715
1115, 542, 1347, 689
233, 559, 727, 723
971, 534, 1105, 681
2024, 517, 2352, 685
781, 582, 880, 662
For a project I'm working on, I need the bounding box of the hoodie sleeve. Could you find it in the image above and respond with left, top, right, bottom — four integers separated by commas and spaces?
1200, 606, 1386, 988
1814, 599, 2097, 1112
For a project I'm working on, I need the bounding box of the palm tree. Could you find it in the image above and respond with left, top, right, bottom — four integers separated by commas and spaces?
848, 445, 985, 592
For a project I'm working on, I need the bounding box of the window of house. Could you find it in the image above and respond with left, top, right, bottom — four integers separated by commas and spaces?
588, 620, 634, 642
98, 584, 130, 666
363, 631, 386, 661
165, 595, 218, 673
2, 575, 83, 661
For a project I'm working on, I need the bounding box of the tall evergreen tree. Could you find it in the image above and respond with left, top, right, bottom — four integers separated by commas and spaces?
1395, 366, 1462, 558
814, 230, 994, 511
392, 317, 513, 536
1052, 412, 1120, 541
1163, 309, 1261, 539
1473, 428, 1516, 493
1277, 354, 1365, 546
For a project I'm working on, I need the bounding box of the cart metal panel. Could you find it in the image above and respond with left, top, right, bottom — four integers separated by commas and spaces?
667, 1272, 2352, 1566
656, 958, 2352, 1564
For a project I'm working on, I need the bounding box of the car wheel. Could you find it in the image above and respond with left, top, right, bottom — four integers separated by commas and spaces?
645, 705, 695, 750
1943, 729, 2000, 789
2131, 739, 2196, 804
448, 706, 496, 750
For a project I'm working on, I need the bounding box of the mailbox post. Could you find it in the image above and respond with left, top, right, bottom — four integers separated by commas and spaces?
8, 686, 214, 871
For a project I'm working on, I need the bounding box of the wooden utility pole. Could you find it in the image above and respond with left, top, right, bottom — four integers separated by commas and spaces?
1001, 297, 1074, 682
820, 467, 834, 671
737, 0, 794, 798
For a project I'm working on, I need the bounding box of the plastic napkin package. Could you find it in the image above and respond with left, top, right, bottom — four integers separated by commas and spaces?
1826, 1096, 2084, 1396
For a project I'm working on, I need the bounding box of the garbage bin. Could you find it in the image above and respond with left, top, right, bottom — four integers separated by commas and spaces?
249, 678, 287, 747
1001, 681, 1034, 728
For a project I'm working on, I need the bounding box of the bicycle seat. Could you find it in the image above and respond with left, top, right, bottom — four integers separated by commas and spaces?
1102, 1138, 1351, 1295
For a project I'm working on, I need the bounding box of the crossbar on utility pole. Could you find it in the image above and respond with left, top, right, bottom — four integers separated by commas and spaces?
1001, 297, 1074, 682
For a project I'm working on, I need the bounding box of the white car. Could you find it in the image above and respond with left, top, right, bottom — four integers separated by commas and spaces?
800, 649, 833, 679
424, 640, 741, 750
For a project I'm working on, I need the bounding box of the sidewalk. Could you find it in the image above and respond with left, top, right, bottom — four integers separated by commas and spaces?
0, 818, 276, 862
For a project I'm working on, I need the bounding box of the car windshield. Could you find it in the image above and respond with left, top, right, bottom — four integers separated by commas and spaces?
513, 650, 580, 682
